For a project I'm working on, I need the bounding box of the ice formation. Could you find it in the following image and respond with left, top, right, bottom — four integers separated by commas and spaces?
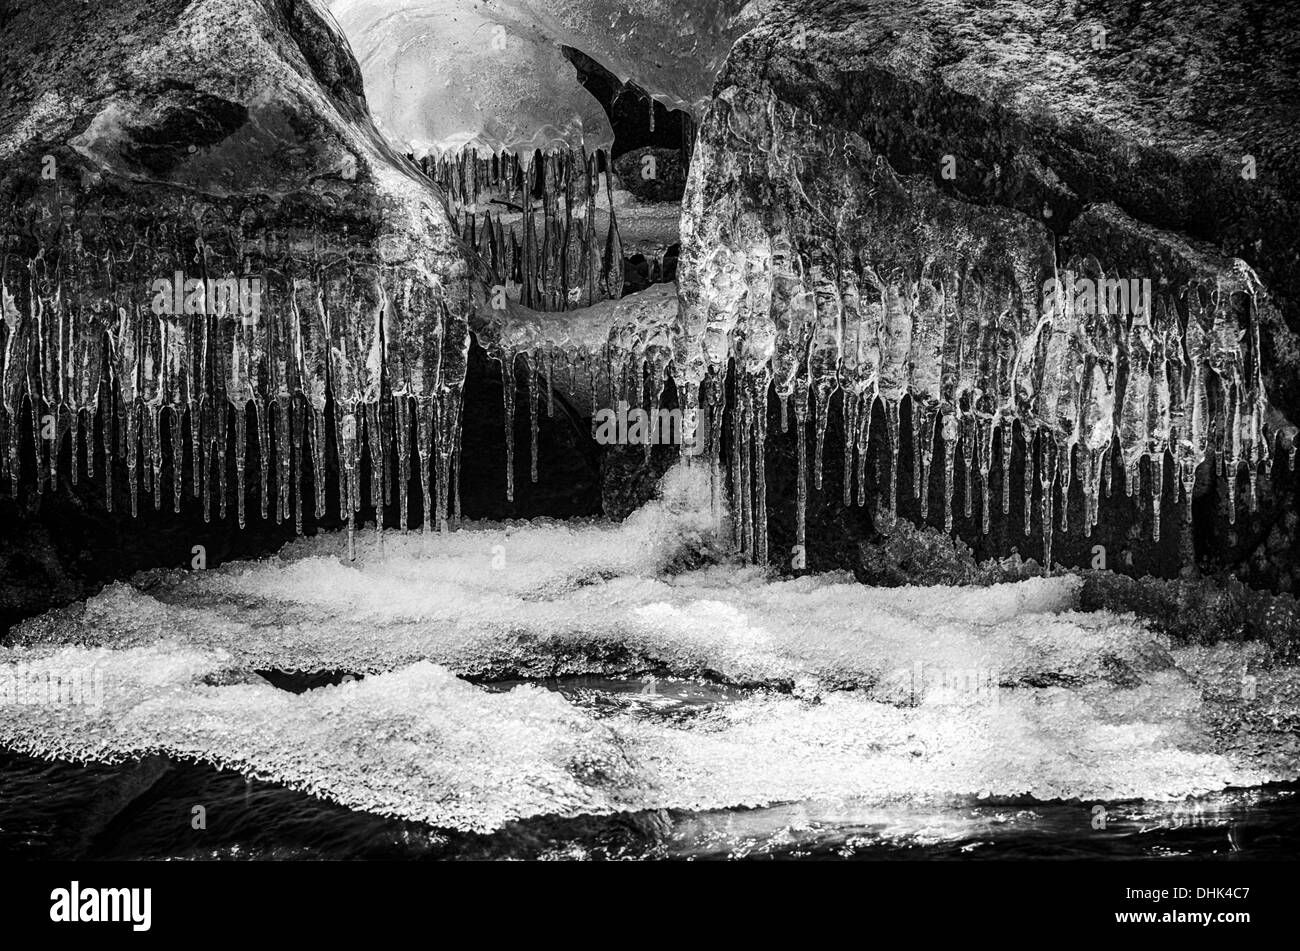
676, 86, 1296, 567
0, 0, 1293, 577
4, 465, 1296, 831
329, 0, 754, 147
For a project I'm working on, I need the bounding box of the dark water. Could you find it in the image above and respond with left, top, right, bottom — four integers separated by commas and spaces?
3, 674, 1299, 860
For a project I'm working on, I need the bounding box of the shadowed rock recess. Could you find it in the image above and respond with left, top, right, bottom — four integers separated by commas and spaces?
2, 0, 1300, 633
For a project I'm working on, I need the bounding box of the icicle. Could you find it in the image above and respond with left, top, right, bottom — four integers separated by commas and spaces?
700, 372, 719, 532
340, 410, 358, 559
1225, 459, 1237, 525
415, 398, 434, 533
917, 405, 937, 521
311, 404, 328, 522
452, 439, 462, 526
813, 383, 831, 490
259, 400, 271, 522
234, 404, 247, 528
55, 405, 70, 493
794, 389, 808, 571
886, 399, 901, 522
749, 376, 770, 565
292, 398, 305, 534
855, 394, 871, 508
1000, 421, 1013, 516
911, 401, 924, 501
941, 413, 957, 532
1040, 439, 1056, 573
216, 399, 229, 523
588, 354, 598, 434
366, 401, 384, 529
736, 381, 751, 557
126, 402, 140, 518
274, 400, 289, 524
1151, 451, 1164, 542
435, 377, 465, 536
1082, 449, 1100, 537
395, 395, 411, 532
501, 350, 517, 502
977, 418, 993, 535
199, 401, 212, 523
1022, 430, 1034, 537
1102, 439, 1114, 498
961, 419, 973, 521
1058, 441, 1070, 534
525, 350, 540, 483
841, 392, 857, 507
147, 407, 162, 510
546, 348, 555, 418
70, 409, 81, 487
779, 395, 788, 433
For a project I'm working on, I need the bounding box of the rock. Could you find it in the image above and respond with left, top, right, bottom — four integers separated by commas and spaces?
0, 0, 478, 630
677, 0, 1300, 583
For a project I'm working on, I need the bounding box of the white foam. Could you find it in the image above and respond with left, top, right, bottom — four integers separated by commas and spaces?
3, 464, 1295, 832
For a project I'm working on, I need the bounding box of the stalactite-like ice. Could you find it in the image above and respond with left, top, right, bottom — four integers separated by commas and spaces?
675, 84, 1293, 565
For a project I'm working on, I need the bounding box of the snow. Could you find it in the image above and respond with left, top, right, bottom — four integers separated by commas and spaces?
328, 0, 756, 156
2, 463, 1296, 833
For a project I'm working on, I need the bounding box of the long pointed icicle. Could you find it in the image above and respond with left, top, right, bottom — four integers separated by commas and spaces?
942, 413, 958, 531
751, 372, 770, 566
1023, 429, 1035, 537
813, 382, 831, 491
886, 400, 901, 522
841, 392, 857, 507
794, 386, 808, 572
1000, 421, 1013, 516
416, 398, 435, 533
395, 395, 411, 532
501, 350, 516, 503
855, 394, 871, 508
525, 350, 540, 483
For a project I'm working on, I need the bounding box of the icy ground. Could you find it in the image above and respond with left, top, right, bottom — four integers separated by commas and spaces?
2, 465, 1298, 835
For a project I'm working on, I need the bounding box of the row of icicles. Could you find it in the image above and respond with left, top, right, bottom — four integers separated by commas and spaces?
1, 331, 1292, 569
420, 148, 624, 312
717, 369, 1295, 572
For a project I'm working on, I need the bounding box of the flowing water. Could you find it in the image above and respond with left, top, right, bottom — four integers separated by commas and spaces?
2, 465, 1298, 860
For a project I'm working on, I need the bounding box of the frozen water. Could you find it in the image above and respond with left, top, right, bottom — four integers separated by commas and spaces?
331, 0, 614, 158
3, 464, 1296, 832
329, 0, 754, 156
